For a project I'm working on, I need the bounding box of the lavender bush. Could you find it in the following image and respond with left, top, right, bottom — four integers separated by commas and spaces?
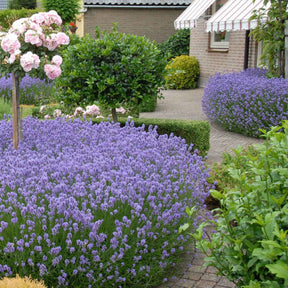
0, 74, 54, 105
0, 117, 210, 287
202, 68, 288, 137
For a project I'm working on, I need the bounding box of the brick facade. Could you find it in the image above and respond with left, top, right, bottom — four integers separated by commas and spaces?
191, 17, 259, 87
84, 7, 185, 43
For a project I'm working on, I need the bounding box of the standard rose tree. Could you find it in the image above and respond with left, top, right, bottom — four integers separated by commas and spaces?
0, 10, 69, 149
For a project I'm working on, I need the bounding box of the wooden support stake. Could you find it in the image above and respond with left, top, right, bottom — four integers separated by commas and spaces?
12, 73, 21, 149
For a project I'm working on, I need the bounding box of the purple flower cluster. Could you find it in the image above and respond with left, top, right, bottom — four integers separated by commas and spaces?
202, 68, 288, 137
0, 117, 210, 287
0, 74, 54, 105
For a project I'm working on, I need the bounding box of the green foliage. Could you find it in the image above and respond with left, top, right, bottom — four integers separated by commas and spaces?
92, 118, 210, 157
0, 8, 40, 30
139, 93, 158, 112
250, 0, 288, 77
8, 0, 36, 9
56, 28, 167, 121
165, 55, 200, 89
182, 120, 288, 287
42, 0, 80, 25
0, 98, 11, 120
157, 29, 190, 61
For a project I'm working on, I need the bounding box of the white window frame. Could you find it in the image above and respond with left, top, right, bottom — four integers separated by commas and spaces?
210, 0, 230, 49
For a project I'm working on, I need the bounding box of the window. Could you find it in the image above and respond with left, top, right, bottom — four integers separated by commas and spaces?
210, 0, 229, 49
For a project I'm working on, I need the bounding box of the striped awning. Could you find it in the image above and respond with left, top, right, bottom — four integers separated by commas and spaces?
206, 0, 270, 32
174, 0, 216, 30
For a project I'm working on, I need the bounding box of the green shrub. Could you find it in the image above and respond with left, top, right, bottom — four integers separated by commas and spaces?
182, 120, 288, 287
8, 0, 36, 9
0, 8, 40, 30
56, 27, 167, 121
92, 118, 210, 157
139, 93, 157, 112
165, 55, 200, 89
42, 0, 80, 25
157, 29, 190, 61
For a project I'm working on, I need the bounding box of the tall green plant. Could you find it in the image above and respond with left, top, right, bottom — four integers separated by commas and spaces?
181, 120, 288, 287
56, 27, 167, 122
157, 28, 190, 61
251, 0, 288, 77
42, 0, 80, 25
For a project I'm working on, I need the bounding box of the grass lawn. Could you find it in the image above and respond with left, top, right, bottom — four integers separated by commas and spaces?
0, 98, 36, 119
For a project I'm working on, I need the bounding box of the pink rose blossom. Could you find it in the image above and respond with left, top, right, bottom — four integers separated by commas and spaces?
116, 107, 126, 114
10, 18, 28, 35
43, 34, 58, 51
20, 52, 40, 72
44, 115, 51, 119
1, 33, 21, 54
51, 55, 62, 67
74, 107, 85, 117
40, 105, 46, 113
45, 10, 62, 26
55, 32, 70, 45
24, 30, 43, 46
53, 109, 62, 118
30, 12, 46, 25
44, 64, 61, 80
85, 105, 101, 116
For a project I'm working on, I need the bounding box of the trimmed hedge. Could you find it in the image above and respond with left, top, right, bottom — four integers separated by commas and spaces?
92, 118, 210, 157
0, 8, 41, 29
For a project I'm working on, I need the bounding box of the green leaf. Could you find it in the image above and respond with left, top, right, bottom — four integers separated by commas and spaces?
266, 261, 288, 279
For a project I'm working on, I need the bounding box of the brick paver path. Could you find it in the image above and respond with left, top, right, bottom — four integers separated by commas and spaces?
140, 89, 263, 288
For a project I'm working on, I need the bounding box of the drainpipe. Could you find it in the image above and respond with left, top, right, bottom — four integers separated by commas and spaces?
244, 30, 250, 70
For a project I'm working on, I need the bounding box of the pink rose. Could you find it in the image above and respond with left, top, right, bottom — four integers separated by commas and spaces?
51, 55, 62, 67
74, 107, 85, 117
44, 115, 51, 119
10, 18, 28, 35
20, 52, 40, 72
24, 29, 43, 46
43, 34, 58, 51
55, 32, 70, 46
45, 10, 62, 26
53, 109, 62, 118
30, 12, 46, 25
44, 64, 61, 80
1, 33, 21, 54
85, 105, 101, 116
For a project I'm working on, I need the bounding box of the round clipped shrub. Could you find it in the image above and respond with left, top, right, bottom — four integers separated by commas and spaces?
165, 55, 200, 89
56, 28, 167, 119
202, 68, 288, 137
0, 117, 210, 287
0, 275, 48, 288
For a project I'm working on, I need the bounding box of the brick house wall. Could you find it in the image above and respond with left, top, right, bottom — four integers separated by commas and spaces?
190, 17, 259, 87
84, 7, 185, 43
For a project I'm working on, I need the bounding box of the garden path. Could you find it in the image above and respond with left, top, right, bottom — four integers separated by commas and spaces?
140, 88, 264, 288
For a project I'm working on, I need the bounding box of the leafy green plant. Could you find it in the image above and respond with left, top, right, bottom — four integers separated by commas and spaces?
181, 120, 288, 287
8, 0, 36, 9
157, 29, 190, 61
42, 0, 80, 25
56, 27, 167, 122
165, 55, 200, 89
251, 0, 288, 77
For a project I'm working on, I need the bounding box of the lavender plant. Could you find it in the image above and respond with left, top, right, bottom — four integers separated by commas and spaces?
0, 74, 55, 105
0, 117, 211, 287
202, 68, 288, 137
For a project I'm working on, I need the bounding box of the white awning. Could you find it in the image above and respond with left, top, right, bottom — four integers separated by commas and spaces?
174, 0, 216, 30
205, 0, 270, 32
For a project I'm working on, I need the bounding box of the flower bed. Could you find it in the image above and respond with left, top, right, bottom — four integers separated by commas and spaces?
0, 74, 54, 105
0, 117, 210, 287
202, 68, 288, 137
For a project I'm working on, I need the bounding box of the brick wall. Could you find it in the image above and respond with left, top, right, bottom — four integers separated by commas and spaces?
191, 17, 259, 87
84, 7, 186, 43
